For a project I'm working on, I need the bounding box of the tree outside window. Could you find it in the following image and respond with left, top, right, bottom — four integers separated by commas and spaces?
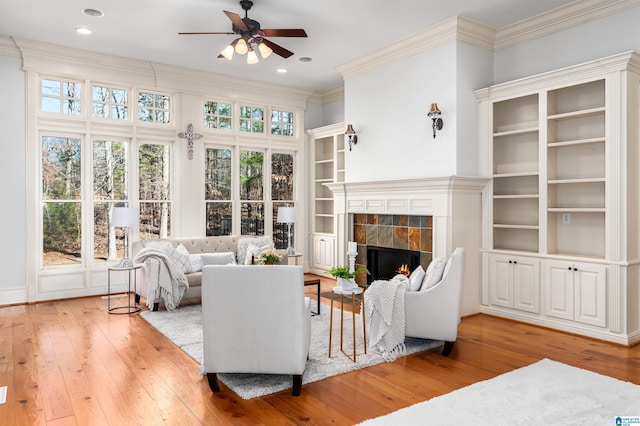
139, 144, 171, 239
205, 148, 233, 236
240, 150, 264, 235
272, 153, 294, 249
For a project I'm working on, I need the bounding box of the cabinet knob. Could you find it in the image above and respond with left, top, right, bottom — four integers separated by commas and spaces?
573, 267, 578, 271
568, 266, 572, 270
509, 260, 513, 264
514, 261, 517, 264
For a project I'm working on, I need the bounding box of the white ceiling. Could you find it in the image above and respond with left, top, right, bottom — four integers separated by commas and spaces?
0, 0, 577, 92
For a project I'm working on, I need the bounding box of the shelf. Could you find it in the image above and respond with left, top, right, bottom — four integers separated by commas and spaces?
315, 197, 334, 201
548, 178, 605, 184
494, 172, 538, 179
315, 159, 334, 164
548, 107, 605, 121
547, 137, 604, 148
315, 178, 333, 183
494, 194, 539, 199
548, 208, 605, 213
493, 126, 538, 138
315, 213, 334, 218
494, 224, 539, 230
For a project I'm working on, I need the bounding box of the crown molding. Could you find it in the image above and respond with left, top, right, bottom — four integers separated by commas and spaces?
495, 0, 640, 51
0, 36, 21, 58
336, 16, 496, 81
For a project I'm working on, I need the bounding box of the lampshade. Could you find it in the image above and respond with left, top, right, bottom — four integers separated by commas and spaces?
111, 207, 138, 227
247, 49, 259, 64
277, 207, 296, 224
220, 42, 236, 60
258, 42, 272, 59
235, 38, 248, 55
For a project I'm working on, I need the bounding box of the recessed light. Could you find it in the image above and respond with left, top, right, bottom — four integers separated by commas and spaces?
277, 68, 287, 73
83, 8, 104, 17
299, 57, 312, 62
76, 27, 92, 35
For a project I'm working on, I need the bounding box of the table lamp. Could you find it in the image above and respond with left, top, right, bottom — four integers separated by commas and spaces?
277, 206, 297, 256
111, 207, 138, 268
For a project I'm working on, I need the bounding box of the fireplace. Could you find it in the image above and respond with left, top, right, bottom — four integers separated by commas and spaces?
366, 246, 421, 285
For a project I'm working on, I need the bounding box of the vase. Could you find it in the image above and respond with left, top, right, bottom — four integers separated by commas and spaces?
338, 277, 357, 291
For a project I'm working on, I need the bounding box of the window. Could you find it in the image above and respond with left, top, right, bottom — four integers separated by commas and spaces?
205, 148, 233, 236
139, 144, 172, 239
42, 136, 82, 265
138, 91, 171, 123
93, 85, 129, 120
239, 105, 264, 133
93, 140, 129, 262
204, 101, 232, 130
41, 78, 82, 115
240, 150, 264, 235
272, 153, 294, 249
271, 109, 294, 136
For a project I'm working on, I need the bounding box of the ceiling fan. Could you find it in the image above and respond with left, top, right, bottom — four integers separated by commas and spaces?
179, 0, 308, 63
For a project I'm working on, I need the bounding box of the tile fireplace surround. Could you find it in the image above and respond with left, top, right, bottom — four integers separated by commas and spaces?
325, 176, 489, 316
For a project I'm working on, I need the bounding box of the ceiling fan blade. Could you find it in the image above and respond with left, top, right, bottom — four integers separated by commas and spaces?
179, 31, 235, 35
261, 29, 307, 37
224, 10, 248, 31
261, 38, 294, 58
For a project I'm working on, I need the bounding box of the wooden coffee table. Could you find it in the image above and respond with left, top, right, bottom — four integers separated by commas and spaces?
303, 275, 321, 316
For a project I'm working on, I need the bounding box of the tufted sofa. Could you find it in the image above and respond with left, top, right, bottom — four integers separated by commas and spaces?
132, 235, 240, 311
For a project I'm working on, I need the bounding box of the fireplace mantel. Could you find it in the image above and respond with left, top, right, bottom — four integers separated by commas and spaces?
325, 175, 489, 316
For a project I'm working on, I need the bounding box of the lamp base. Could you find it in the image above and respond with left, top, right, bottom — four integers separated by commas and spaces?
116, 257, 134, 269
286, 246, 296, 256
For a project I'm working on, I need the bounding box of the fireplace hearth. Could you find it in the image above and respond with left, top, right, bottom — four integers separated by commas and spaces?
366, 246, 421, 285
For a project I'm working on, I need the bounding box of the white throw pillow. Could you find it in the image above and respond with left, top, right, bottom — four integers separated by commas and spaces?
188, 254, 203, 272
168, 244, 190, 273
243, 242, 274, 265
200, 252, 237, 266
421, 256, 447, 290
236, 236, 273, 264
408, 265, 425, 291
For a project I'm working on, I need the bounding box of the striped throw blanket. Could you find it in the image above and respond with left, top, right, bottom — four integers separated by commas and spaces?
365, 275, 408, 361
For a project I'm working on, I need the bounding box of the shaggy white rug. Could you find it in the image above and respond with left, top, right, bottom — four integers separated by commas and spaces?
357, 358, 640, 425
140, 302, 440, 399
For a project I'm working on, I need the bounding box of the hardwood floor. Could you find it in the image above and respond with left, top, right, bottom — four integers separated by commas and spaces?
1, 274, 639, 425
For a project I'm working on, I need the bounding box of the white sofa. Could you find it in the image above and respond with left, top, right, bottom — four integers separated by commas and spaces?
201, 265, 311, 396
132, 235, 287, 310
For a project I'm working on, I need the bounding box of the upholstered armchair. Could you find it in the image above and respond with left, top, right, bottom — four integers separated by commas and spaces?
201, 265, 311, 396
404, 247, 465, 356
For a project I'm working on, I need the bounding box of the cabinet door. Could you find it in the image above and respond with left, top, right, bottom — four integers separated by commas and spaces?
574, 262, 607, 327
489, 254, 514, 308
312, 235, 335, 271
513, 257, 540, 313
545, 261, 574, 321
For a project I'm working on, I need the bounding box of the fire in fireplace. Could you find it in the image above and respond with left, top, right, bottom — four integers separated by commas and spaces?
366, 246, 421, 285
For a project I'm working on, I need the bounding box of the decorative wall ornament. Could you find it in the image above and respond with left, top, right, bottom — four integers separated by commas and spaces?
178, 124, 203, 160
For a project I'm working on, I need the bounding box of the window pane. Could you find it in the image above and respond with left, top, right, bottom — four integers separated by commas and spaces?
42, 136, 81, 200
271, 153, 293, 200
219, 117, 232, 129
94, 202, 126, 263
138, 92, 153, 107
93, 103, 107, 118
205, 148, 231, 200
239, 150, 263, 200
63, 82, 82, 99
93, 140, 127, 200
112, 88, 128, 104
206, 202, 232, 236
42, 79, 61, 96
42, 97, 60, 113
111, 105, 128, 120
241, 202, 264, 235
139, 201, 171, 240
93, 86, 109, 102
139, 144, 170, 201
43, 202, 81, 265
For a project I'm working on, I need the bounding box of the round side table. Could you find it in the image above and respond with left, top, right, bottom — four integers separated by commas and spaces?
107, 265, 142, 314
328, 285, 367, 362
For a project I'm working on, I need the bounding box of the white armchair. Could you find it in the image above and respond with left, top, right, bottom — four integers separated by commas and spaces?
201, 265, 311, 396
405, 247, 465, 356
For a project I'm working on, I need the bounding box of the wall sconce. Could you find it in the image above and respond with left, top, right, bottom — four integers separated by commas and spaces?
345, 124, 358, 151
427, 103, 444, 139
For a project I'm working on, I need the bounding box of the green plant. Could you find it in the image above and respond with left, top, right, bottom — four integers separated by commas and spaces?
326, 265, 369, 279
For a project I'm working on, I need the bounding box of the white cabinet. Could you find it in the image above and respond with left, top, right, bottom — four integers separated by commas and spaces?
489, 254, 540, 313
545, 260, 607, 328
477, 51, 640, 345
312, 235, 335, 272
307, 123, 345, 274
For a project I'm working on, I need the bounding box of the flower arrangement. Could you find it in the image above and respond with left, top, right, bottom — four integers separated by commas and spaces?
257, 248, 282, 265
326, 265, 369, 279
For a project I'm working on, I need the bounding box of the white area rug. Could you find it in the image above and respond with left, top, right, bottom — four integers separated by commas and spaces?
140, 302, 439, 399
357, 358, 640, 425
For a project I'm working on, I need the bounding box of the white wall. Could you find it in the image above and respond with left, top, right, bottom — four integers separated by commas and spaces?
494, 6, 640, 85
0, 54, 27, 301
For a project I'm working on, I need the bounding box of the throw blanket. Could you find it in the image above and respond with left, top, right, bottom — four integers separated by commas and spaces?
134, 248, 189, 311
365, 275, 408, 361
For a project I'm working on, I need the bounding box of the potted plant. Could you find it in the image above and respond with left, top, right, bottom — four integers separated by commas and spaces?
257, 248, 282, 265
327, 265, 369, 291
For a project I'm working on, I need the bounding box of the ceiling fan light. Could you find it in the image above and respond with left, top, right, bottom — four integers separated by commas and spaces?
258, 42, 272, 59
235, 38, 248, 55
220, 44, 235, 60
247, 49, 259, 64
